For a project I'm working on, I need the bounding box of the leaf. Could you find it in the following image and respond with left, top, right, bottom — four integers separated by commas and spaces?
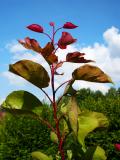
63, 22, 78, 29
82, 146, 97, 160
58, 32, 77, 49
1, 90, 43, 115
66, 96, 79, 135
19, 37, 42, 52
31, 151, 53, 160
19, 40, 57, 65
54, 61, 64, 70
67, 150, 72, 160
77, 111, 109, 151
27, 24, 44, 33
62, 119, 69, 134
41, 42, 58, 64
66, 52, 94, 63
54, 61, 64, 75
72, 64, 113, 83
9, 60, 50, 88
50, 131, 58, 144
93, 146, 107, 160
63, 79, 76, 96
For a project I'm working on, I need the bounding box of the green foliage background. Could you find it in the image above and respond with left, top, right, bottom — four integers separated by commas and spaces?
76, 87, 120, 160
0, 104, 57, 160
0, 87, 120, 160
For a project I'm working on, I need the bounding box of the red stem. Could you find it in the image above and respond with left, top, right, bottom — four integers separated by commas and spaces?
40, 88, 53, 104
54, 27, 63, 36
55, 79, 71, 93
43, 32, 52, 41
51, 64, 65, 160
37, 116, 56, 133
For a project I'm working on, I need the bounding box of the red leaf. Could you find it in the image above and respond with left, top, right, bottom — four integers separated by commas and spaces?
27, 24, 44, 33
58, 32, 77, 49
66, 52, 94, 63
63, 22, 78, 29
114, 144, 120, 151
19, 37, 42, 52
19, 39, 57, 64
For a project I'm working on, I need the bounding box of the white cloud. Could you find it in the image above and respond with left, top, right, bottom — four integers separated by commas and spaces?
103, 26, 120, 57
3, 26, 120, 95
2, 71, 26, 86
6, 42, 27, 53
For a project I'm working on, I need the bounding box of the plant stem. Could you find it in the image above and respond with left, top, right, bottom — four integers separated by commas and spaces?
55, 80, 71, 93
51, 64, 65, 160
35, 115, 56, 133
43, 32, 53, 41
40, 88, 53, 104
54, 27, 63, 36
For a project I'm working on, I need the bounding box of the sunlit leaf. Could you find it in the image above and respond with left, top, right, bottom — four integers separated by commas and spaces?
67, 150, 72, 160
31, 151, 53, 160
1, 90, 43, 115
82, 146, 97, 160
93, 146, 107, 160
66, 96, 79, 135
72, 64, 113, 83
50, 131, 58, 144
9, 60, 50, 88
77, 111, 109, 151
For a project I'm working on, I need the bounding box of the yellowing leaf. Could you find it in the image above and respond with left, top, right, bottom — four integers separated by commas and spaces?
9, 60, 50, 88
77, 111, 109, 151
93, 146, 107, 160
67, 96, 79, 135
31, 151, 53, 160
72, 64, 113, 83
50, 131, 58, 144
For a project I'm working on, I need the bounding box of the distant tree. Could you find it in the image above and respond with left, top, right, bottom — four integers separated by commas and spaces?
106, 87, 117, 97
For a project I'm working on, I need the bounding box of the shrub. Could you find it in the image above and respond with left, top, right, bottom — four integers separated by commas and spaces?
0, 105, 57, 160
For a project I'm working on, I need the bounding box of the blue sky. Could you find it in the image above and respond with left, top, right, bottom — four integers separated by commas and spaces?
0, 0, 120, 103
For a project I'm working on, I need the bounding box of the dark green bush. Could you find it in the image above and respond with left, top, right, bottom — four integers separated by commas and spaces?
0, 104, 57, 160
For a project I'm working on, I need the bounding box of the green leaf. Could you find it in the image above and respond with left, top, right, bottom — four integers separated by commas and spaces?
82, 146, 97, 160
59, 116, 69, 135
31, 151, 53, 160
66, 96, 79, 135
9, 60, 50, 88
77, 111, 109, 151
72, 64, 113, 83
1, 90, 43, 115
67, 150, 72, 160
93, 146, 107, 160
50, 131, 58, 144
